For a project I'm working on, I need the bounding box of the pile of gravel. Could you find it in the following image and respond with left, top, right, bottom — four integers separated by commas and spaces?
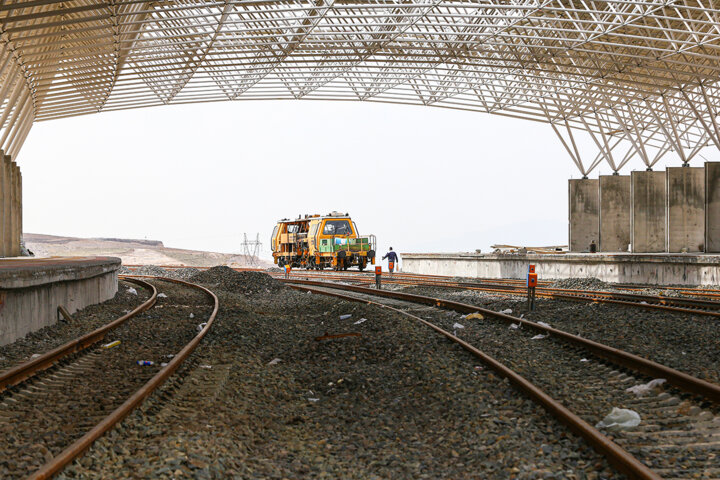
551, 277, 609, 290
126, 265, 171, 277
190, 266, 285, 294
166, 267, 200, 280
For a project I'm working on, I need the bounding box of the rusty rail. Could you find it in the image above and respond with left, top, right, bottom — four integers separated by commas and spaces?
0, 277, 157, 394
288, 283, 661, 480
285, 279, 720, 403
27, 276, 219, 480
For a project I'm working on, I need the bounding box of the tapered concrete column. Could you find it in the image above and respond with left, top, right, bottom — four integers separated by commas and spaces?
0, 152, 5, 257
599, 175, 631, 252
706, 162, 720, 253
569, 178, 599, 252
11, 162, 20, 256
667, 166, 705, 253
2, 155, 11, 257
631, 170, 667, 253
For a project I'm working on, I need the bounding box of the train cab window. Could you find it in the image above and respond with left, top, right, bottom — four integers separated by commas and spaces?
270, 226, 278, 252
323, 220, 352, 235
287, 224, 299, 233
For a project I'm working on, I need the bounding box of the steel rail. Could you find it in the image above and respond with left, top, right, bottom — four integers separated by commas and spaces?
287, 283, 661, 480
0, 277, 157, 394
27, 276, 220, 480
285, 279, 720, 403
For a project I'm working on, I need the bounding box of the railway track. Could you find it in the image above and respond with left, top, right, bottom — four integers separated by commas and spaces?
289, 281, 720, 480
0, 277, 218, 480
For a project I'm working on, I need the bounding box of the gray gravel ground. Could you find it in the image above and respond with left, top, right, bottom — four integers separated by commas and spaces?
58, 269, 622, 479
0, 280, 151, 372
0, 280, 211, 479
400, 285, 720, 387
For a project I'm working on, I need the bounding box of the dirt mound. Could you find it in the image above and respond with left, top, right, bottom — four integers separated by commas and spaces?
126, 265, 171, 277
190, 266, 285, 295
167, 267, 201, 280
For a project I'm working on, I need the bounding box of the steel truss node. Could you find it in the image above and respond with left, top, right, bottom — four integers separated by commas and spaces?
0, 0, 718, 172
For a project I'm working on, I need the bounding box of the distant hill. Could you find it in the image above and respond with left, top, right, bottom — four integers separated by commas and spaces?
24, 233, 271, 268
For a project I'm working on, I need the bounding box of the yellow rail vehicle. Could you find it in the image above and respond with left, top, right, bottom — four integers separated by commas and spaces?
271, 212, 376, 271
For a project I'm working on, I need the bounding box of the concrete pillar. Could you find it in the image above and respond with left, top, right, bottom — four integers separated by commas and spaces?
706, 162, 720, 253
2, 154, 11, 257
11, 162, 20, 256
0, 151, 5, 257
569, 178, 599, 252
667, 166, 705, 253
599, 175, 631, 252
631, 170, 667, 253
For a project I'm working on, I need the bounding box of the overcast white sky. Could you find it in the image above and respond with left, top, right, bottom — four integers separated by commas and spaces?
19, 99, 720, 261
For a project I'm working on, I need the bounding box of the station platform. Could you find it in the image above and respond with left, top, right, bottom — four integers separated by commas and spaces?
401, 252, 720, 286
0, 256, 120, 345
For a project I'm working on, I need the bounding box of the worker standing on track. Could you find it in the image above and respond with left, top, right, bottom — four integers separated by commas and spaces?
382, 247, 399, 274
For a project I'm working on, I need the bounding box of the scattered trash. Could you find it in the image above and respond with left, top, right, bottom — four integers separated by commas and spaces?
189, 313, 195, 319
200, 364, 213, 369
166, 354, 175, 358
157, 293, 168, 298
30, 353, 41, 359
640, 301, 648, 305
509, 323, 519, 330
681, 351, 687, 355
127, 287, 137, 295
315, 332, 362, 341
500, 308, 512, 314
160, 362, 168, 367
519, 314, 524, 319
136, 360, 154, 366
453, 323, 465, 330
531, 334, 547, 340
626, 378, 666, 396
596, 408, 641, 430
537, 321, 551, 328
466, 313, 484, 320
308, 398, 320, 402
268, 358, 281, 365
474, 366, 484, 370
197, 322, 207, 332
102, 340, 121, 349
339, 314, 352, 320
580, 358, 590, 362
306, 291, 312, 295
354, 318, 367, 324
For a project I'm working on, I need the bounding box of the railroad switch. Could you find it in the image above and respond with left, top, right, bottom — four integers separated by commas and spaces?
527, 265, 537, 311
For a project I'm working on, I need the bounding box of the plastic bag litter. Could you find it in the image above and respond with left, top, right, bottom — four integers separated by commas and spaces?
500, 308, 512, 314
30, 353, 41, 359
509, 323, 519, 330
339, 314, 352, 320
466, 313, 484, 320
189, 313, 195, 319
595, 408, 641, 430
308, 398, 320, 402
200, 364, 213, 369
196, 322, 207, 332
580, 358, 590, 362
640, 301, 648, 304
537, 321, 551, 328
268, 358, 281, 365
306, 290, 312, 295
626, 378, 666, 396
354, 318, 367, 325
157, 293, 168, 298
453, 323, 465, 330
127, 287, 137, 295
531, 334, 547, 340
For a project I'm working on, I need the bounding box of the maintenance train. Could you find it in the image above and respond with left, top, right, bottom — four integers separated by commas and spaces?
271, 212, 376, 270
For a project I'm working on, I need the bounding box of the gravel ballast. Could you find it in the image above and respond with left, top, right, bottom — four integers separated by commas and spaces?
58, 270, 622, 479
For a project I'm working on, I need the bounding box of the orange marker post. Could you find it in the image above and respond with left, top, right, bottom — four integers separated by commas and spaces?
527, 271, 538, 311
375, 266, 382, 289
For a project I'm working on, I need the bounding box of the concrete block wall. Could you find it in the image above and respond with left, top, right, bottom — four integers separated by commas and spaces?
599, 175, 631, 252
631, 170, 666, 253
570, 163, 719, 253
568, 179, 599, 252
0, 152, 21, 257
706, 162, 720, 252
667, 167, 705, 253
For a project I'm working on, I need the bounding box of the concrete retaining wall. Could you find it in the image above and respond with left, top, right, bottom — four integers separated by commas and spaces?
706, 162, 720, 253
631, 170, 666, 253
0, 257, 120, 345
569, 179, 599, 252
402, 252, 720, 286
667, 167, 705, 253
599, 175, 631, 252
